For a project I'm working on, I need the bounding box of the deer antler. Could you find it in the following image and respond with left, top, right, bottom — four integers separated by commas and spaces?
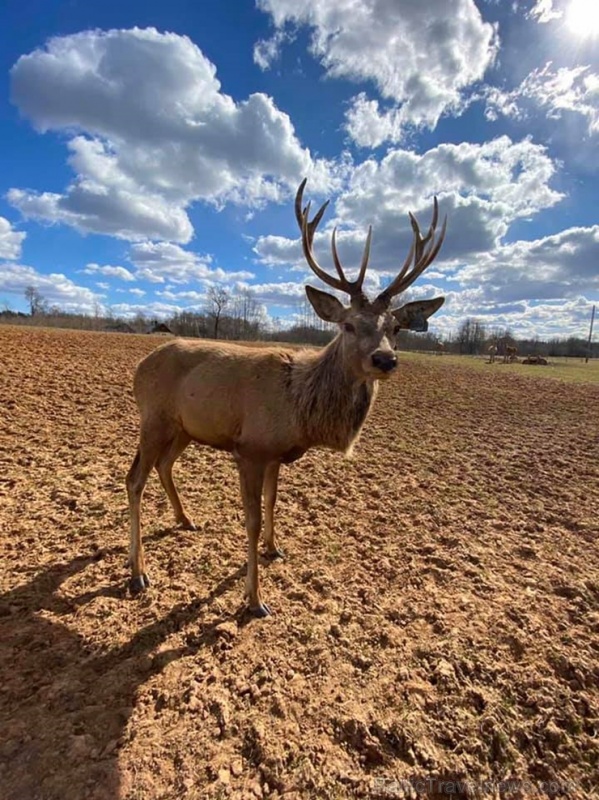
374, 197, 447, 309
295, 178, 371, 304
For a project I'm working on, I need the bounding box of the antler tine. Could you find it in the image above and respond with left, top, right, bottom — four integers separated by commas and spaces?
331, 227, 346, 282
295, 179, 345, 292
409, 196, 439, 263
356, 225, 372, 289
375, 196, 447, 307
295, 181, 329, 257
384, 236, 416, 297
404, 214, 447, 285
395, 213, 446, 294
299, 207, 346, 293
295, 179, 370, 300
294, 177, 309, 231
303, 199, 330, 247
331, 224, 371, 299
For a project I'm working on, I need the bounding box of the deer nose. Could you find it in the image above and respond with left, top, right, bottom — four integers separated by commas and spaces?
371, 352, 398, 373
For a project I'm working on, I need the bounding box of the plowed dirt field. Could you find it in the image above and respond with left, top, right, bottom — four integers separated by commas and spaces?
1, 325, 598, 800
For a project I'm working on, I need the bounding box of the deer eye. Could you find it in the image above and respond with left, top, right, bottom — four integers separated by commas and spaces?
343, 322, 356, 333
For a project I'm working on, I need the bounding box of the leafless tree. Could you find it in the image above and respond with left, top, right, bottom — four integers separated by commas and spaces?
24, 286, 47, 316
206, 286, 230, 339
456, 318, 486, 355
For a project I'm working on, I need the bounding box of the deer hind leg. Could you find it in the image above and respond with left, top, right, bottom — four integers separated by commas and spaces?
126, 422, 173, 593
236, 456, 269, 617
155, 430, 195, 530
263, 460, 284, 559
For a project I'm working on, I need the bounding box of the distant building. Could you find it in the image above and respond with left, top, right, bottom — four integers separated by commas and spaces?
148, 321, 172, 334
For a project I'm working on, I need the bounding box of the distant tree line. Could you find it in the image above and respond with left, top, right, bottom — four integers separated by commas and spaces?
0, 285, 335, 346
0, 290, 596, 358
447, 317, 597, 359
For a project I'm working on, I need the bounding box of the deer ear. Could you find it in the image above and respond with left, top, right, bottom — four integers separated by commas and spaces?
305, 286, 347, 323
392, 297, 445, 331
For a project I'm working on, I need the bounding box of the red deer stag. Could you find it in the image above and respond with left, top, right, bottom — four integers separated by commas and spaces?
126, 179, 447, 616
504, 344, 518, 363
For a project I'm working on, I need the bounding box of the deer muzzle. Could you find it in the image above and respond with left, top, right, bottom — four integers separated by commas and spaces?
371, 351, 398, 374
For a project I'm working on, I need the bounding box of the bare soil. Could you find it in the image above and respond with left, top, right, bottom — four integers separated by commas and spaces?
1, 325, 598, 800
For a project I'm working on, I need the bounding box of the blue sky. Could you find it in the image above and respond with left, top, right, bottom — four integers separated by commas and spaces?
0, 0, 597, 338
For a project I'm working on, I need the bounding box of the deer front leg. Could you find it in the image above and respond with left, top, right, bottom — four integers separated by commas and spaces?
236, 456, 270, 617
263, 460, 284, 559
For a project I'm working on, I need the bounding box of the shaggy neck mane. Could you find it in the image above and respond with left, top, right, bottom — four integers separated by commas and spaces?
289, 335, 377, 454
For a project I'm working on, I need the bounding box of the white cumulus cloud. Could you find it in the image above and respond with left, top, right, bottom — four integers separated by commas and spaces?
83, 263, 136, 281
0, 263, 103, 312
527, 0, 562, 24
257, 0, 499, 145
9, 27, 338, 242
253, 29, 293, 70
485, 62, 599, 136
128, 241, 255, 285
454, 225, 599, 303
254, 136, 564, 285
0, 217, 26, 260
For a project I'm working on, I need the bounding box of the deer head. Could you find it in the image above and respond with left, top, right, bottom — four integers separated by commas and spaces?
295, 179, 447, 380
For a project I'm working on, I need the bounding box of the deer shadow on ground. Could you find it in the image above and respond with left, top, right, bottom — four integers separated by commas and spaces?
0, 540, 251, 800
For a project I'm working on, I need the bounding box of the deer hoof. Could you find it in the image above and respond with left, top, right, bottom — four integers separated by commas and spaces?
179, 518, 197, 531
250, 602, 272, 618
129, 573, 150, 593
265, 547, 285, 560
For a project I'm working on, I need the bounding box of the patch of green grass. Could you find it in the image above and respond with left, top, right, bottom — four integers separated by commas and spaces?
400, 351, 599, 385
